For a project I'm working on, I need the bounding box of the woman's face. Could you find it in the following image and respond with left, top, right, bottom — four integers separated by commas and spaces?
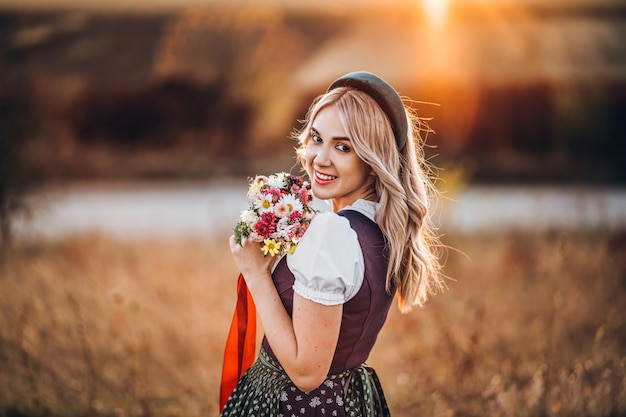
304, 106, 374, 212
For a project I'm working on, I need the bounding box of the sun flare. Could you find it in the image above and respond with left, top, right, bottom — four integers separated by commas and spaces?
423, 0, 449, 28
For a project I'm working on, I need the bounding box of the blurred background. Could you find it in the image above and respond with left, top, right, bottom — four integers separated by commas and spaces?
1, 0, 626, 238
1, 0, 625, 416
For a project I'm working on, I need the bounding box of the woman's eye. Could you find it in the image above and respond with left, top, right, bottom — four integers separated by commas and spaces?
311, 134, 322, 143
336, 143, 350, 152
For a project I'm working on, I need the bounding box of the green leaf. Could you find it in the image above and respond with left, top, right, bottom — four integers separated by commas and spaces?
234, 221, 250, 246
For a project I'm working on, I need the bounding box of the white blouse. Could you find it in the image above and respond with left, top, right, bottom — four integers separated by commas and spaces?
286, 199, 378, 306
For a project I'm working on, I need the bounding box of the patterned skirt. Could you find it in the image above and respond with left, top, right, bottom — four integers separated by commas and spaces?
220, 347, 391, 417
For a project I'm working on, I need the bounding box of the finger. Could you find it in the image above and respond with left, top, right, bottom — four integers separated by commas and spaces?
228, 235, 238, 251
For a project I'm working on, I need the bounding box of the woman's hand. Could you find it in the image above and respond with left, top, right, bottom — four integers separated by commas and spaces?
228, 235, 276, 287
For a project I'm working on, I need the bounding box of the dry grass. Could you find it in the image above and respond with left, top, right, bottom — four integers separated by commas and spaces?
371, 231, 626, 417
0, 230, 625, 417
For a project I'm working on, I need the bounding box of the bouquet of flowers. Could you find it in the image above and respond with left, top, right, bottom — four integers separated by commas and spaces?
234, 172, 317, 257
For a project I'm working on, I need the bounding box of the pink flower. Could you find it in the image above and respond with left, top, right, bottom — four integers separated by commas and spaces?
298, 187, 311, 205
268, 188, 282, 203
290, 222, 302, 239
249, 231, 263, 242
254, 175, 268, 186
274, 202, 290, 218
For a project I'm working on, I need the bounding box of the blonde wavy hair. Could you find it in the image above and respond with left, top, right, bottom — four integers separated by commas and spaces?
294, 87, 444, 312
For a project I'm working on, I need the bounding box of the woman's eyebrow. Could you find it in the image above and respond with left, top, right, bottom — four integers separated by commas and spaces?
310, 126, 351, 142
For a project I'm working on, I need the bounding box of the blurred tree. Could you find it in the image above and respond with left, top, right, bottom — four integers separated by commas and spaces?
0, 81, 39, 244
70, 76, 256, 167
153, 5, 345, 151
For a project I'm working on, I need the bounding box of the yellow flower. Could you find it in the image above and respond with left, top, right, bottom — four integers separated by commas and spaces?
287, 243, 297, 254
247, 182, 261, 196
261, 239, 281, 257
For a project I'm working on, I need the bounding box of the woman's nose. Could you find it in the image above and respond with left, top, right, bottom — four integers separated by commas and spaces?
313, 144, 331, 166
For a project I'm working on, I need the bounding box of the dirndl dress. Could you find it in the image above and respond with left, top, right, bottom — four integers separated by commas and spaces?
221, 208, 395, 417
220, 347, 390, 417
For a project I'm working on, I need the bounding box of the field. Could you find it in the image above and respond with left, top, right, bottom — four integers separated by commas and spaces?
1, 229, 625, 417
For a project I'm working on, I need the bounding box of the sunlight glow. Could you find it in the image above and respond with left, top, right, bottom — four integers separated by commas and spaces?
423, 0, 449, 28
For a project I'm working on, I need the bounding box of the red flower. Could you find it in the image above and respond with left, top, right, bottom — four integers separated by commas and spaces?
289, 211, 302, 222
254, 212, 277, 238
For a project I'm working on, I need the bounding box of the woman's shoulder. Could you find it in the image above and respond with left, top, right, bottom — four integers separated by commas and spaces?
296, 210, 357, 250
287, 210, 364, 305
310, 210, 352, 229
313, 199, 377, 225
339, 199, 377, 223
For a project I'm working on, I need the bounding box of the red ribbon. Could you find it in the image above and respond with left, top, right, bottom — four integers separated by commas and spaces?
219, 273, 257, 412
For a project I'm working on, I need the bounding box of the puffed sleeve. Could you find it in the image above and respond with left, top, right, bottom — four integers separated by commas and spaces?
286, 211, 364, 305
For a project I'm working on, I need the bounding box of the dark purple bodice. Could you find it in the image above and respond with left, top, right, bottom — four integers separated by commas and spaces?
261, 209, 395, 374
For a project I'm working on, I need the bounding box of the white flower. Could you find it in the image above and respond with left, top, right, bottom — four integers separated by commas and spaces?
240, 209, 258, 226
253, 193, 274, 214
274, 217, 291, 239
266, 172, 287, 189
280, 193, 303, 213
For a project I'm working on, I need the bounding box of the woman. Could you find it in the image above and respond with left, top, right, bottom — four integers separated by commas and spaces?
223, 71, 444, 416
